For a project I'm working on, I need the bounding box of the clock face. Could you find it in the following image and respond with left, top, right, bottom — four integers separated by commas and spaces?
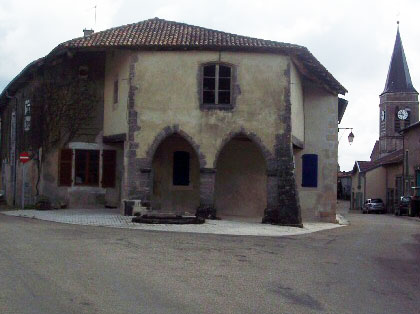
397, 109, 408, 120
381, 110, 385, 121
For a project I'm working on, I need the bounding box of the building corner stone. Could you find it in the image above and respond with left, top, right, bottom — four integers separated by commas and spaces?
262, 63, 303, 227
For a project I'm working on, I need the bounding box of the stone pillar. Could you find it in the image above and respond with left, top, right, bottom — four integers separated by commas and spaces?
262, 63, 302, 227
196, 168, 217, 218
266, 170, 278, 209
137, 166, 152, 208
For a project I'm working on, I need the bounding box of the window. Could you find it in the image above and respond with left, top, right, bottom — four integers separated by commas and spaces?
202, 64, 232, 105
59, 148, 117, 188
113, 79, 119, 104
302, 154, 318, 187
24, 99, 31, 132
75, 150, 100, 186
173, 151, 190, 186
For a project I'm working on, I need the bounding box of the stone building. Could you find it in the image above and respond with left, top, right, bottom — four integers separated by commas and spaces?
351, 25, 418, 212
0, 18, 347, 224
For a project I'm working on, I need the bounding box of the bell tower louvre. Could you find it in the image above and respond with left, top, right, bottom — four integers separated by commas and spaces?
378, 23, 419, 159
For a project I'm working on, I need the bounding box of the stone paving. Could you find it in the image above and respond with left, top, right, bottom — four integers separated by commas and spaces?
0, 208, 346, 237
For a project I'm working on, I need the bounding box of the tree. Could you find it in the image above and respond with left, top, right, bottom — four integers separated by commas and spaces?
30, 64, 100, 194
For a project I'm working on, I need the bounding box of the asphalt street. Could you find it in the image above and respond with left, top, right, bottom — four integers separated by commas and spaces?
0, 209, 419, 314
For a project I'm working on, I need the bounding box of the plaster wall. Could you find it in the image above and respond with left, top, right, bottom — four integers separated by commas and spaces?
386, 164, 402, 190
405, 128, 420, 179
365, 167, 386, 202
215, 138, 267, 218
109, 50, 289, 167
103, 50, 131, 136
290, 62, 304, 143
294, 82, 338, 222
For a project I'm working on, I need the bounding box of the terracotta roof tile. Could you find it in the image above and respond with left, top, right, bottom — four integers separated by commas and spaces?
355, 149, 403, 173
51, 18, 346, 95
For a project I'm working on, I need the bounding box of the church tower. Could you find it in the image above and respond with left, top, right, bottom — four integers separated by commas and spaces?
378, 23, 418, 159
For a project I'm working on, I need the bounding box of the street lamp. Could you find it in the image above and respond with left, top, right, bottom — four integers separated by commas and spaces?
338, 127, 355, 145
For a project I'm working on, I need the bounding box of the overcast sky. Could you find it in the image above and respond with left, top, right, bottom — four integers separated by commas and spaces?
1, 0, 419, 171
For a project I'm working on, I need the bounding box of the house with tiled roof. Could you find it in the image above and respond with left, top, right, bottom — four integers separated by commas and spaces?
351, 150, 404, 210
0, 18, 347, 224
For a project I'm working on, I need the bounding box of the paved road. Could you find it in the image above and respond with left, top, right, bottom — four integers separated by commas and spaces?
0, 211, 419, 314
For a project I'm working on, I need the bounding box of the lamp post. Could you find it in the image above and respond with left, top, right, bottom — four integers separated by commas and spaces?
338, 127, 355, 144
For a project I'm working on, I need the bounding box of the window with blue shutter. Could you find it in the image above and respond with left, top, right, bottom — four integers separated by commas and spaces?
302, 154, 318, 187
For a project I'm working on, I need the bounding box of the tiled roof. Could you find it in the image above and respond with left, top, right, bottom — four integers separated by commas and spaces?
356, 161, 374, 173
400, 120, 420, 133
338, 171, 352, 178
370, 140, 379, 161
354, 149, 403, 173
51, 18, 346, 95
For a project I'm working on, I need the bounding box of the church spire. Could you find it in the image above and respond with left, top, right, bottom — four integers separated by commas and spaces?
382, 23, 417, 94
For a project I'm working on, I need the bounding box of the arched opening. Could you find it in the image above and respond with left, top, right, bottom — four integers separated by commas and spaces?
151, 134, 200, 214
215, 135, 267, 220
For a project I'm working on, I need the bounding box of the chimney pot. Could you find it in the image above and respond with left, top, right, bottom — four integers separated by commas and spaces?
83, 29, 94, 37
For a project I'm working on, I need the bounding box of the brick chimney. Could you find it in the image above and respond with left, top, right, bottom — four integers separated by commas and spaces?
83, 29, 94, 37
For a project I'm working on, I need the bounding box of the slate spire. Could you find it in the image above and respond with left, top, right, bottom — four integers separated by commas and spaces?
382, 24, 417, 94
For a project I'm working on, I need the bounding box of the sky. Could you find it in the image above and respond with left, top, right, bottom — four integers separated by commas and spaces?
1, 0, 419, 171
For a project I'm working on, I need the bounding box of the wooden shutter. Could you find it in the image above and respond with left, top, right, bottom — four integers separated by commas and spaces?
59, 149, 73, 186
302, 154, 318, 188
102, 150, 116, 188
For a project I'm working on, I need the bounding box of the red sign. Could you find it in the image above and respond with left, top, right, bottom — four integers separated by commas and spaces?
19, 152, 30, 164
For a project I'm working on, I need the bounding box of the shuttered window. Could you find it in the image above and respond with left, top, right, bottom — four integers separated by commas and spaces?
173, 151, 190, 186
75, 150, 100, 186
102, 150, 116, 188
302, 154, 318, 188
59, 149, 73, 186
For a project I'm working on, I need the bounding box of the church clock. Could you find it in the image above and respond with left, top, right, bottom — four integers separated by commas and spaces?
397, 109, 408, 120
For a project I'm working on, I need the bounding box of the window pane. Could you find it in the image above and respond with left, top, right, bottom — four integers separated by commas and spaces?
203, 65, 216, 77
88, 150, 99, 185
203, 77, 215, 91
219, 77, 231, 90
218, 91, 230, 104
219, 65, 231, 78
173, 151, 190, 186
75, 150, 87, 184
203, 91, 215, 104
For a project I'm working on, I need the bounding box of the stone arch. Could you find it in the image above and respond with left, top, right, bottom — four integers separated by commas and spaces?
213, 129, 275, 173
214, 129, 273, 219
145, 125, 207, 169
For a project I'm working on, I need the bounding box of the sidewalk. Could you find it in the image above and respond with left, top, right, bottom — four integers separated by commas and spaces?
0, 208, 346, 237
